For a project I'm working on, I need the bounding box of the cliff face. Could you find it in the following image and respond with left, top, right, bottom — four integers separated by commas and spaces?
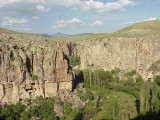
73, 35, 160, 79
0, 34, 73, 104
1, 33, 160, 104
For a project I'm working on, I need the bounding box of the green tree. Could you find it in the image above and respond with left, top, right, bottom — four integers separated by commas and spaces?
32, 74, 38, 81
0, 103, 26, 120
69, 55, 80, 67
155, 75, 160, 86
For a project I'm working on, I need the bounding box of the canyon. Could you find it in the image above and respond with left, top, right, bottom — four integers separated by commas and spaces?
0, 34, 73, 104
0, 20, 160, 120
0, 33, 160, 104
74, 35, 160, 79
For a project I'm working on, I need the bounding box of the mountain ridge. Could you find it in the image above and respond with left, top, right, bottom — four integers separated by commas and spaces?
0, 20, 160, 38
0, 27, 17, 34
111, 20, 160, 37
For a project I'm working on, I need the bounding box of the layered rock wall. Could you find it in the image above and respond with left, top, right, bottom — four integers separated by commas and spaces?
1, 34, 160, 103
0, 34, 73, 104
73, 35, 160, 79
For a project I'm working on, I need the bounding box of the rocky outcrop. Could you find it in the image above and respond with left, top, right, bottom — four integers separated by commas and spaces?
1, 33, 160, 104
72, 35, 160, 79
0, 34, 73, 104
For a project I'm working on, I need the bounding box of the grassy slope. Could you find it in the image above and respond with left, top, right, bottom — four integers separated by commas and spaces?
75, 84, 138, 120
49, 33, 109, 42
0, 28, 17, 34
89, 85, 137, 120
57, 20, 160, 41
110, 20, 160, 37
1, 20, 160, 39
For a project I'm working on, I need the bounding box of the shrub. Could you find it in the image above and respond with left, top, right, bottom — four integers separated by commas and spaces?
84, 90, 94, 101
126, 70, 137, 77
136, 75, 143, 82
64, 102, 72, 114
69, 55, 80, 67
22, 97, 56, 120
0, 103, 26, 120
32, 74, 38, 81
155, 75, 160, 86
10, 56, 16, 61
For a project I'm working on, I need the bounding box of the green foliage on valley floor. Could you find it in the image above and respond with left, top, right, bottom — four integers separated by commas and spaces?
69, 55, 80, 67
0, 103, 25, 120
0, 97, 56, 120
76, 84, 137, 120
81, 68, 160, 119
1, 68, 160, 120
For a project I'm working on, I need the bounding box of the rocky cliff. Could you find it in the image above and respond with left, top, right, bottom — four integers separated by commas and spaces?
1, 33, 160, 104
71, 35, 160, 79
0, 34, 73, 104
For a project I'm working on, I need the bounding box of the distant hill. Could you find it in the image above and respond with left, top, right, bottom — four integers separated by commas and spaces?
41, 34, 52, 38
75, 33, 94, 36
1, 20, 160, 38
111, 20, 160, 37
0, 28, 17, 34
51, 32, 70, 38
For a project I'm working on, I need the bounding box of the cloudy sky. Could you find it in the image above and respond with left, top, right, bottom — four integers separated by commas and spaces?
0, 0, 160, 34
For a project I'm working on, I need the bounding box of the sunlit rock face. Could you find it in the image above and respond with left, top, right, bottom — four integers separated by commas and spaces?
0, 34, 73, 104
0, 33, 160, 104
73, 35, 160, 79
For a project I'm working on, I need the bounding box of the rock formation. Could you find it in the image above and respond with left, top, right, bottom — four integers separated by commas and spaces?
72, 35, 160, 79
1, 33, 160, 104
0, 34, 73, 104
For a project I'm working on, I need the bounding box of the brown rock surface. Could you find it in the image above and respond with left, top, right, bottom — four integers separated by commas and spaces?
0, 34, 73, 103
72, 35, 160, 79
1, 33, 160, 103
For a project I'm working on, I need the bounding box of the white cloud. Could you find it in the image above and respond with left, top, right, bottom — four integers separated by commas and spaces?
92, 20, 103, 25
118, 0, 135, 6
99, 2, 123, 13
48, 0, 80, 7
36, 5, 49, 12
0, 0, 136, 32
79, 0, 135, 14
125, 21, 136, 25
0, 0, 19, 7
33, 16, 39, 19
1, 17, 29, 26
80, 0, 104, 11
11, 26, 32, 31
21, 27, 32, 31
36, 5, 45, 12
126, 17, 158, 25
0, 0, 42, 8
144, 17, 157, 21
55, 18, 83, 28
0, 0, 136, 15
0, 0, 80, 8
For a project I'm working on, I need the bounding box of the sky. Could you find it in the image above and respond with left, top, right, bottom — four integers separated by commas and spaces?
0, 0, 160, 35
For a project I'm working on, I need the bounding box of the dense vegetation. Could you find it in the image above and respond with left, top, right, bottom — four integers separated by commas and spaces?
1, 68, 160, 120
0, 97, 56, 120
81, 68, 160, 119
69, 55, 80, 67
0, 103, 25, 120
